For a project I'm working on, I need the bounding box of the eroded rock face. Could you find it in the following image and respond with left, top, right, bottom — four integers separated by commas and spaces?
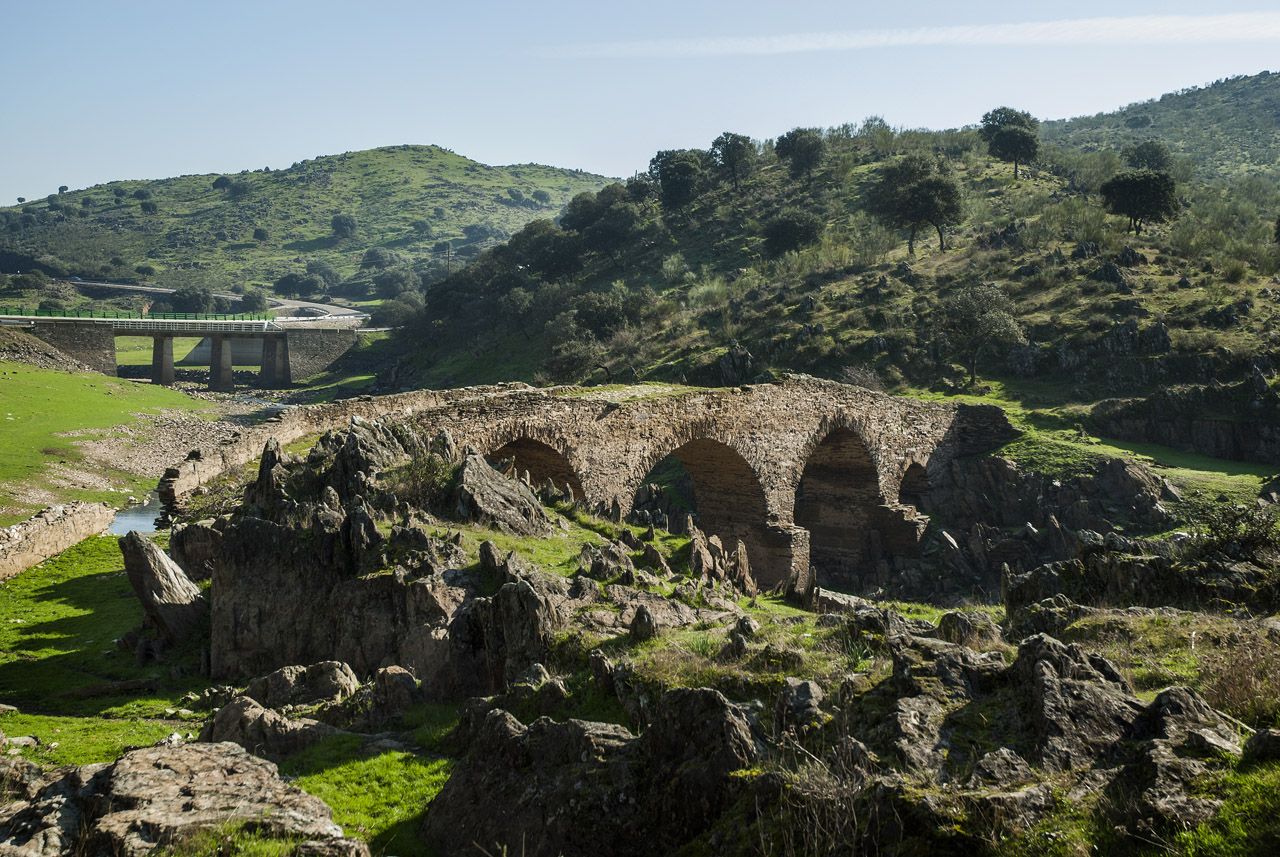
0, 742, 365, 856
1004, 550, 1280, 615
168, 518, 224, 581
421, 688, 758, 857
118, 530, 206, 643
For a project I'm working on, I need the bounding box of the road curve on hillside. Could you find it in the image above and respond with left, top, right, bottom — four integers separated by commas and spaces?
59, 279, 368, 321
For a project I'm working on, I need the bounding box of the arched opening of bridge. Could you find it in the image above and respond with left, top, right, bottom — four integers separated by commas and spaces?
898, 462, 931, 512
633, 438, 790, 583
794, 427, 885, 590
487, 437, 584, 500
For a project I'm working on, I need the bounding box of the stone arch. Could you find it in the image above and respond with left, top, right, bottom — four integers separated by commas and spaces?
897, 460, 931, 512
631, 434, 792, 581
486, 435, 585, 500
793, 422, 887, 589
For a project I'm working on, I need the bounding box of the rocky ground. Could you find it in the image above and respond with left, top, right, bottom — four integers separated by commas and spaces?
3, 413, 1279, 856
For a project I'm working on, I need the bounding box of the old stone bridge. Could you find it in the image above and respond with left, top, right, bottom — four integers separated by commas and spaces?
385, 377, 1012, 590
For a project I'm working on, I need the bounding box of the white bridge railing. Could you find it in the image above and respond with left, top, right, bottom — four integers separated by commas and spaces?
0, 315, 280, 334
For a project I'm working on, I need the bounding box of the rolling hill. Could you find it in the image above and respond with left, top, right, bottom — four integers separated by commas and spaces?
1043, 69, 1280, 179
0, 145, 612, 289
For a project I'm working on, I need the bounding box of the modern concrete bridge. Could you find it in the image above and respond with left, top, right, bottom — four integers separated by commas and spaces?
0, 314, 357, 390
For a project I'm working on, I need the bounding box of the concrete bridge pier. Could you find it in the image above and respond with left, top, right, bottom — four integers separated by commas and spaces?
150, 336, 174, 385
258, 336, 291, 388
209, 335, 234, 392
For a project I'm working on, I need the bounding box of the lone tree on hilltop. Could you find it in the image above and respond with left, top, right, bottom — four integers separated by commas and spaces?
775, 128, 825, 181
1124, 140, 1173, 172
15, 197, 24, 203
980, 107, 1039, 179
1099, 169, 1179, 235
212, 175, 232, 191
762, 208, 823, 257
331, 212, 358, 239
58, 185, 68, 194
710, 131, 756, 191
866, 154, 963, 254
942, 284, 1026, 385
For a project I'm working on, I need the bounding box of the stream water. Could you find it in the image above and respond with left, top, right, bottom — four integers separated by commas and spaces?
108, 492, 171, 535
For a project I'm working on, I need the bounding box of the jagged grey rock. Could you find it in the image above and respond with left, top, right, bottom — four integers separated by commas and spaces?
118, 530, 206, 643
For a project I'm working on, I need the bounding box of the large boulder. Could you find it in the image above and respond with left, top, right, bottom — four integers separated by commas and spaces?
453, 453, 551, 535
1009, 634, 1145, 771
244, 661, 360, 709
200, 696, 342, 760
0, 742, 364, 856
167, 518, 224, 581
118, 530, 206, 643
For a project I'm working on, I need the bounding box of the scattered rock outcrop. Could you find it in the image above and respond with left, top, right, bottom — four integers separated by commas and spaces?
421, 688, 758, 857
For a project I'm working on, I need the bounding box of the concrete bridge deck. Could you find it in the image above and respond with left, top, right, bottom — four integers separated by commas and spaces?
0, 314, 357, 390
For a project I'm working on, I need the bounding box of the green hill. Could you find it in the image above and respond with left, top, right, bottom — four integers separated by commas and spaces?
0, 145, 611, 290
393, 79, 1280, 439
1043, 70, 1280, 179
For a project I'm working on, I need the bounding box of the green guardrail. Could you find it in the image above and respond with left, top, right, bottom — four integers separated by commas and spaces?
0, 307, 272, 321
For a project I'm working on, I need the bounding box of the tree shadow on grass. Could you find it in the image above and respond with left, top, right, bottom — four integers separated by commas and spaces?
0, 568, 204, 716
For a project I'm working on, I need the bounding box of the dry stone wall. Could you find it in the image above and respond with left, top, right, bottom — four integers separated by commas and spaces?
0, 502, 115, 580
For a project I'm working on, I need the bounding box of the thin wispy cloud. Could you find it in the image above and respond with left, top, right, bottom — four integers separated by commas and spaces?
541, 12, 1280, 60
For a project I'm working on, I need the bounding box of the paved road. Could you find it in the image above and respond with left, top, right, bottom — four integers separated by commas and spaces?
60, 279, 368, 322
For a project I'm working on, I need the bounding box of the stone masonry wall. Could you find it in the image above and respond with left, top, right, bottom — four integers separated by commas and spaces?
285, 329, 359, 380
26, 323, 118, 375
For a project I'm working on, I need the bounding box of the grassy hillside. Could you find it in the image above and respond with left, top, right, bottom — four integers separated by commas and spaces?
0, 145, 611, 292
399, 107, 1279, 412
1043, 70, 1280, 179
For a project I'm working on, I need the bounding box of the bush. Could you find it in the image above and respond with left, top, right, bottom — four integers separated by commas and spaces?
331, 213, 357, 238
1186, 503, 1280, 563
388, 454, 454, 510
762, 209, 823, 258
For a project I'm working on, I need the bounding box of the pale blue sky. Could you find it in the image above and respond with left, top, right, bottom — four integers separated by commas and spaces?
2, 1, 1279, 202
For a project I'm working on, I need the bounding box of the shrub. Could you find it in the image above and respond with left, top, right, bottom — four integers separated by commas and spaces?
1199, 634, 1280, 728
1185, 503, 1280, 563
388, 454, 454, 511
762, 209, 823, 258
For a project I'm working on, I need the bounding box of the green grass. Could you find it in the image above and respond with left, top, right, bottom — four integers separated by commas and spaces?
0, 535, 204, 723
158, 822, 304, 857
112, 336, 204, 367
0, 360, 211, 522
1171, 762, 1280, 856
280, 734, 452, 856
0, 711, 179, 766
